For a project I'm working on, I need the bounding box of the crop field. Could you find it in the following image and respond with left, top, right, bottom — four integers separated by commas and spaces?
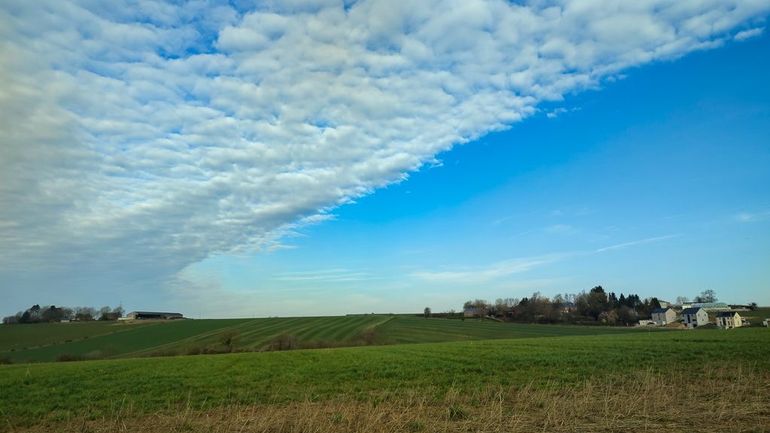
1, 327, 768, 432
0, 315, 652, 363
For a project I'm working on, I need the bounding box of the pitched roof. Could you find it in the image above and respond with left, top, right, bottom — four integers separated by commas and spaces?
716, 311, 740, 317
682, 307, 704, 315
651, 307, 671, 314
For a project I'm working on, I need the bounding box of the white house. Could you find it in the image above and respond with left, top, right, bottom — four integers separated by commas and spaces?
716, 312, 743, 329
682, 307, 709, 328
651, 307, 677, 326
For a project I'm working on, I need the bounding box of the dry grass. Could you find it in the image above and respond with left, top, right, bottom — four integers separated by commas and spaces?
6, 365, 769, 433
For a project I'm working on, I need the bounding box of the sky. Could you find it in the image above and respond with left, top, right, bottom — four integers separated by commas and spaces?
1, 1, 769, 318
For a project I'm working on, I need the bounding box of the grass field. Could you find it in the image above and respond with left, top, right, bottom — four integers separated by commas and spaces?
1, 327, 768, 431
0, 315, 653, 363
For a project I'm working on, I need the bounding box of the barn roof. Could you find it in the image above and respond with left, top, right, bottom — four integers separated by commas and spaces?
128, 311, 183, 316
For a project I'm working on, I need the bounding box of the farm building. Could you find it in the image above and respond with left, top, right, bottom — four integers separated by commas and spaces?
463, 307, 483, 318
682, 307, 709, 328
651, 307, 677, 326
716, 312, 743, 329
126, 311, 184, 320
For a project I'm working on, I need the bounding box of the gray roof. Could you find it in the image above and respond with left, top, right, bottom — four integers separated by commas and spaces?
682, 307, 704, 315
128, 311, 183, 316
651, 307, 671, 314
716, 311, 740, 317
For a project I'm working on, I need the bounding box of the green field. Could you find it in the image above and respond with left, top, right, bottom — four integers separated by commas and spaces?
0, 315, 655, 363
0, 327, 768, 429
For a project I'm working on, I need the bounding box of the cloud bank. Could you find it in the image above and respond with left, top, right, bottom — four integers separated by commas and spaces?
1, 0, 768, 299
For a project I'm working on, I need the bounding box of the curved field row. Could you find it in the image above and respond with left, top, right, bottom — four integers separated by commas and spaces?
1, 319, 252, 363
0, 321, 156, 352
376, 316, 654, 344
0, 315, 391, 363
1, 315, 653, 363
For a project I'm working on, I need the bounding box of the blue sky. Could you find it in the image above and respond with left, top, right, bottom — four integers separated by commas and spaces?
184, 31, 770, 316
1, 1, 769, 317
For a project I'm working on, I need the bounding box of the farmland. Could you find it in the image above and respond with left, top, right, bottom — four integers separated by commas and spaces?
1, 327, 768, 432
0, 315, 653, 363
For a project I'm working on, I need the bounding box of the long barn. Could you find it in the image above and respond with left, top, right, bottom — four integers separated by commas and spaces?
126, 311, 184, 320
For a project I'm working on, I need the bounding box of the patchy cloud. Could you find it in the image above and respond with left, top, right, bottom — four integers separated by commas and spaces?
1, 1, 768, 301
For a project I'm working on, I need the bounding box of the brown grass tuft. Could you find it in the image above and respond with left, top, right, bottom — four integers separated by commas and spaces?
7, 365, 769, 433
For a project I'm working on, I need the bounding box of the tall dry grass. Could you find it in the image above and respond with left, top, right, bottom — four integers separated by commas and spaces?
6, 365, 769, 433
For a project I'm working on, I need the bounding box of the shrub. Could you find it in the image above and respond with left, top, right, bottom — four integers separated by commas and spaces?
56, 353, 85, 362
267, 333, 298, 351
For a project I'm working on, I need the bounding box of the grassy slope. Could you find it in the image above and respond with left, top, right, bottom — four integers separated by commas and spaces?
0, 319, 252, 362
1, 315, 650, 363
0, 316, 391, 362
0, 321, 155, 352
1, 327, 768, 425
377, 316, 652, 343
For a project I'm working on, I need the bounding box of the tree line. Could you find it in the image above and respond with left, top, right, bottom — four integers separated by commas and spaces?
2, 304, 124, 324
460, 286, 662, 326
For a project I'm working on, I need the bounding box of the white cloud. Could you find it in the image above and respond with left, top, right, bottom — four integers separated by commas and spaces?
734, 27, 765, 40
1, 1, 768, 303
595, 234, 682, 253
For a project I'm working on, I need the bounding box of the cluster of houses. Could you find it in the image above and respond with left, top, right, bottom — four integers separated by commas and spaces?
646, 302, 749, 329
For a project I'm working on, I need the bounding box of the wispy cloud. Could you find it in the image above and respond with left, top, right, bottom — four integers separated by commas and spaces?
272, 269, 376, 283
545, 106, 581, 119
595, 234, 682, 253
734, 27, 764, 41
734, 210, 770, 223
411, 254, 571, 284
544, 224, 576, 235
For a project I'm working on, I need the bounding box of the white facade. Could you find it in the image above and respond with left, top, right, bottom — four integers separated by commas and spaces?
717, 312, 743, 329
651, 308, 677, 326
682, 308, 709, 328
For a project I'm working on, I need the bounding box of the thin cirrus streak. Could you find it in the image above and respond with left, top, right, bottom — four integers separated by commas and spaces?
0, 1, 767, 297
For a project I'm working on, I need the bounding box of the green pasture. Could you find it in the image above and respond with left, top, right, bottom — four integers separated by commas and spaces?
0, 328, 768, 426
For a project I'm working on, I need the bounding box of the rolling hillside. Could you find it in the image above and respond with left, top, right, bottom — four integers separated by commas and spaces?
1, 315, 655, 363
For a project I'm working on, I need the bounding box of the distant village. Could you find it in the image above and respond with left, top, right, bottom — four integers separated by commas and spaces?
457, 287, 768, 329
